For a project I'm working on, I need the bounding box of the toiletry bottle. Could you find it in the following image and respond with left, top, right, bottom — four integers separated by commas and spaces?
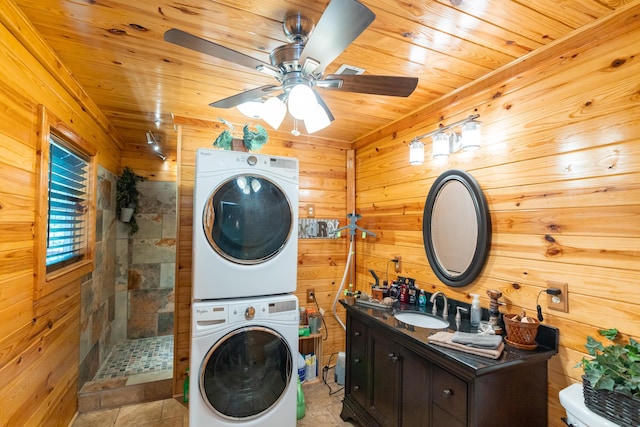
183, 368, 190, 403
418, 290, 427, 307
470, 294, 481, 327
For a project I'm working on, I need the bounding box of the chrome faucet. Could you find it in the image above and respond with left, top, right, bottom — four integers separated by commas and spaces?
430, 291, 448, 318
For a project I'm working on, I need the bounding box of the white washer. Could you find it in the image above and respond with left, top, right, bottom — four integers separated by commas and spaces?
192, 148, 299, 300
559, 383, 621, 427
190, 294, 299, 426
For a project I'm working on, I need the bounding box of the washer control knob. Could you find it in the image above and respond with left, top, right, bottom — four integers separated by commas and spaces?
247, 155, 257, 166
245, 306, 256, 320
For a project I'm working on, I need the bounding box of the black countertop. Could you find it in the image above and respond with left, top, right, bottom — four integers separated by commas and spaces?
341, 298, 558, 377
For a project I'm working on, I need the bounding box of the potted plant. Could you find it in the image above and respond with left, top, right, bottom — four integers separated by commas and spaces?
213, 119, 269, 152
116, 166, 146, 235
577, 328, 640, 425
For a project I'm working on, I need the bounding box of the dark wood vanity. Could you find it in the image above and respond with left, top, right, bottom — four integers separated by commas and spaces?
340, 301, 558, 427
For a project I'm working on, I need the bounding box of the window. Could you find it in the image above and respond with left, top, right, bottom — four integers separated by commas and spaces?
36, 106, 95, 297
46, 135, 89, 272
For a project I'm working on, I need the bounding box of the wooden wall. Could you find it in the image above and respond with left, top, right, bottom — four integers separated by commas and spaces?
173, 117, 352, 396
352, 3, 640, 426
0, 2, 124, 425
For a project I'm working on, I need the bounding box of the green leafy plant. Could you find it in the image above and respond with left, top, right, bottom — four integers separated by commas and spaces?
578, 328, 640, 398
213, 118, 269, 151
116, 166, 146, 235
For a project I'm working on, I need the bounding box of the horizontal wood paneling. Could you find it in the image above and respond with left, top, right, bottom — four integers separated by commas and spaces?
353, 5, 640, 427
0, 2, 124, 424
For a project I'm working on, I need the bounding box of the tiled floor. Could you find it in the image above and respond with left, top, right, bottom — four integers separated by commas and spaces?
72, 379, 357, 426
94, 336, 174, 380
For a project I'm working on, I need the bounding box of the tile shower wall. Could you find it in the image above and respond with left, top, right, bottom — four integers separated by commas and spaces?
117, 180, 177, 340
79, 166, 118, 388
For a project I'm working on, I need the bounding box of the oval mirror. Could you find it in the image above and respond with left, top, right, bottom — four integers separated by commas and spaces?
423, 170, 491, 287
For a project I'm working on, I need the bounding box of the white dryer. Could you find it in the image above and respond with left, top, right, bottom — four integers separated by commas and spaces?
190, 294, 299, 427
192, 148, 299, 300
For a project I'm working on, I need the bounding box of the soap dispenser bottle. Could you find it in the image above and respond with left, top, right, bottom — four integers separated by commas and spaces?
470, 294, 481, 327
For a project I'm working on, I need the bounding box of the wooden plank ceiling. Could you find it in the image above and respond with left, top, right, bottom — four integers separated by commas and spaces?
15, 0, 631, 151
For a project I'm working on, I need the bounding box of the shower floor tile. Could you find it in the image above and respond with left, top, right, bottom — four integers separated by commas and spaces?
94, 335, 173, 380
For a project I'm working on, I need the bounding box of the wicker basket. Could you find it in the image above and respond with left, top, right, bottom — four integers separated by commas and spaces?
583, 376, 640, 426
502, 313, 540, 349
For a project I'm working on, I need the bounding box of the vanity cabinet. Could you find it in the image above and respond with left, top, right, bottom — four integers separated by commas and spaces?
340, 304, 554, 427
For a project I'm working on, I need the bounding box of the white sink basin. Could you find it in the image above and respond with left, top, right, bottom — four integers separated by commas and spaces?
394, 312, 449, 329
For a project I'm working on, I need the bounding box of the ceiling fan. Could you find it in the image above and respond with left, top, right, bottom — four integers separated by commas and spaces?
164, 0, 418, 134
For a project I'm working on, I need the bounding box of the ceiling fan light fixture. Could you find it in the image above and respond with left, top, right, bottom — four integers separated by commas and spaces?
287, 84, 318, 120
237, 101, 264, 119
261, 97, 287, 130
304, 104, 332, 134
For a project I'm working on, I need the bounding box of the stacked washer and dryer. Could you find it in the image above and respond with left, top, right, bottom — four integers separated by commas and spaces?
190, 148, 300, 426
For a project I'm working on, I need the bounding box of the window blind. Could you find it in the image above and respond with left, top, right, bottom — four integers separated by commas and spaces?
46, 136, 89, 271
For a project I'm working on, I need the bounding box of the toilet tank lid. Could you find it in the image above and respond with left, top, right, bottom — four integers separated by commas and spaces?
559, 383, 621, 427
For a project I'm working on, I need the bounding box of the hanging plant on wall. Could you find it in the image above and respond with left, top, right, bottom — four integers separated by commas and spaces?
116, 166, 146, 235
213, 118, 269, 152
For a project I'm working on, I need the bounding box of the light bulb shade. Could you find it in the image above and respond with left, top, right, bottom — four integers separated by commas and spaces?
432, 132, 450, 158
304, 104, 332, 134
261, 97, 286, 130
237, 101, 264, 119
287, 84, 318, 120
146, 131, 155, 144
461, 120, 481, 151
409, 140, 424, 165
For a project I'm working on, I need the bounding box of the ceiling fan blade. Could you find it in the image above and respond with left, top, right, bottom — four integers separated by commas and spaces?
319, 74, 418, 97
299, 0, 375, 75
210, 85, 281, 108
164, 29, 280, 75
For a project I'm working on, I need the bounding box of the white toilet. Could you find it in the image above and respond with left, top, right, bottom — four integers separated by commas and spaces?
559, 383, 621, 427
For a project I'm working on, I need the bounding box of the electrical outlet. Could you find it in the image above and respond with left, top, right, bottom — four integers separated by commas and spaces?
547, 281, 568, 313
307, 288, 315, 303
393, 256, 401, 273
307, 204, 315, 218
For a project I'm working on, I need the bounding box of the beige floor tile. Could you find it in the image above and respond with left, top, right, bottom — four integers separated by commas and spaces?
72, 408, 119, 426
114, 400, 163, 426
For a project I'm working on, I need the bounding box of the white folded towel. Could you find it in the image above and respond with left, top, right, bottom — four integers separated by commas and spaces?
428, 331, 504, 359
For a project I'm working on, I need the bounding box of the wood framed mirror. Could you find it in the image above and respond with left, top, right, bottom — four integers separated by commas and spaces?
423, 169, 491, 287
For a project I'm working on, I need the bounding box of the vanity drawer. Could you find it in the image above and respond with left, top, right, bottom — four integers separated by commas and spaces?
432, 366, 468, 424
349, 317, 367, 352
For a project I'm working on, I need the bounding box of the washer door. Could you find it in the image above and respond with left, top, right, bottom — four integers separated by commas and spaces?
200, 326, 293, 420
203, 174, 293, 264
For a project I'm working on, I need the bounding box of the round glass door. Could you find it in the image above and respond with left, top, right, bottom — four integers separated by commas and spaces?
200, 327, 293, 420
203, 174, 293, 264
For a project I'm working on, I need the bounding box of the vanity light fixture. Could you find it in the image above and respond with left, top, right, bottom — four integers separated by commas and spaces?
145, 131, 166, 161
409, 114, 481, 164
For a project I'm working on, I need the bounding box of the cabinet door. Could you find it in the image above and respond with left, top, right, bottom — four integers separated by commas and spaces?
368, 329, 400, 427
347, 317, 368, 407
400, 348, 431, 427
431, 365, 468, 426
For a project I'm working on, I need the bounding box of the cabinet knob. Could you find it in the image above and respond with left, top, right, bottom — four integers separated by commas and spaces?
388, 353, 398, 361
353, 385, 360, 391
354, 331, 361, 337
442, 389, 453, 398
354, 358, 361, 363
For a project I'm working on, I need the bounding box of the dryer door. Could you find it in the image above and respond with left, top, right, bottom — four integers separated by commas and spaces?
200, 326, 293, 420
203, 174, 293, 264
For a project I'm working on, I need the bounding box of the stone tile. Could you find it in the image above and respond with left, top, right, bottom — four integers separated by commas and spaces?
79, 318, 91, 360
81, 377, 128, 393
78, 344, 99, 390
77, 392, 101, 414
143, 378, 172, 401
108, 294, 116, 323
116, 219, 130, 239
94, 241, 103, 274
127, 370, 172, 386
161, 398, 188, 419
115, 238, 129, 291
101, 384, 145, 409
158, 312, 174, 336
159, 263, 175, 289
95, 209, 104, 243
162, 214, 177, 238
128, 263, 162, 290
131, 239, 176, 264
137, 181, 177, 214
130, 288, 173, 314
72, 407, 119, 426
114, 400, 163, 426
127, 313, 158, 339
135, 214, 164, 239
96, 169, 113, 211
